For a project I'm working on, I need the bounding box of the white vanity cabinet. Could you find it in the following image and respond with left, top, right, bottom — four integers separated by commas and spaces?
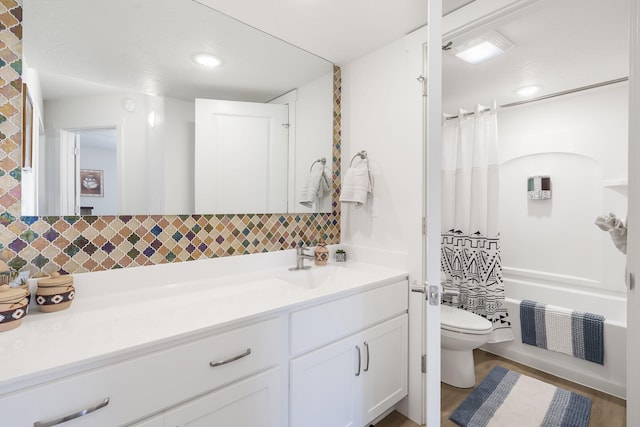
0, 317, 284, 427
0, 266, 410, 427
289, 280, 409, 427
162, 367, 281, 427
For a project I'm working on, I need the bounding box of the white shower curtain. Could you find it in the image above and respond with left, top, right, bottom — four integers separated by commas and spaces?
441, 104, 513, 343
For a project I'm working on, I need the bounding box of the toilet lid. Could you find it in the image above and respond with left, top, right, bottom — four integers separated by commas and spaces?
441, 304, 493, 335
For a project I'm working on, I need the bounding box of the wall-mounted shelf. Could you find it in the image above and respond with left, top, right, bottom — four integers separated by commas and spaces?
603, 179, 628, 196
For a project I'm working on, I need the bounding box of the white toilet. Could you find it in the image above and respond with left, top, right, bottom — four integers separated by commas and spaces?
441, 304, 493, 388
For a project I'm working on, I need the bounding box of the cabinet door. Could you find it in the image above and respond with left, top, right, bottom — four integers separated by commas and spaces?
290, 335, 360, 427
164, 367, 281, 427
360, 314, 409, 424
129, 413, 165, 427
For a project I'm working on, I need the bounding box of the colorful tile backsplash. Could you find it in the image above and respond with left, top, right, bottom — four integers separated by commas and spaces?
0, 0, 341, 275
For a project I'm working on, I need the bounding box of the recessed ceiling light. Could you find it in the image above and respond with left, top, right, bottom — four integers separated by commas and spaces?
453, 31, 513, 65
192, 53, 222, 68
515, 85, 542, 97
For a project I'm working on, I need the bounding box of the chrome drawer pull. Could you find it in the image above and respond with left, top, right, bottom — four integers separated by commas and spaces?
364, 341, 370, 372
34, 397, 110, 427
355, 345, 361, 376
209, 348, 252, 367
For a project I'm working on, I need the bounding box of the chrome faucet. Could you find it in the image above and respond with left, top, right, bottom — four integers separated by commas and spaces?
290, 245, 315, 270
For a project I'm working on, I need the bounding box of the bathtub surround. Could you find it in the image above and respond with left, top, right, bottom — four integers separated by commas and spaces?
441, 104, 512, 343
0, 0, 341, 275
484, 280, 626, 398
499, 83, 628, 296
520, 300, 605, 365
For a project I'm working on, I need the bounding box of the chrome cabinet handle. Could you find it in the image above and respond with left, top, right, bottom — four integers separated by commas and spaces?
34, 397, 109, 427
364, 341, 370, 372
209, 348, 251, 367
355, 345, 361, 376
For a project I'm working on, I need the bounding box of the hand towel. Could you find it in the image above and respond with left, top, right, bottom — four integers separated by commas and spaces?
299, 166, 330, 208
339, 164, 372, 205
595, 212, 627, 254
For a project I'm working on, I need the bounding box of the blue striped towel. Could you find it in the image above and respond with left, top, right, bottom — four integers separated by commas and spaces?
520, 300, 604, 365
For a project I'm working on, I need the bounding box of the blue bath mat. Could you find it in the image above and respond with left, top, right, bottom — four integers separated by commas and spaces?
450, 366, 592, 427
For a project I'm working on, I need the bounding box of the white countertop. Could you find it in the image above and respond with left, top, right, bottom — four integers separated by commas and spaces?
0, 260, 407, 395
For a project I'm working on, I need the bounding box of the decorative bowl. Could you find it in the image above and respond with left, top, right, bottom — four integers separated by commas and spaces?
0, 298, 28, 332
36, 285, 75, 313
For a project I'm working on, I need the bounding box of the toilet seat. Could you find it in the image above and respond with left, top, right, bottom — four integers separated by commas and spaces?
441, 304, 492, 335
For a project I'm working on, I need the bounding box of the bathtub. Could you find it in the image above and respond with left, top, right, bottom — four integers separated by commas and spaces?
482, 271, 627, 398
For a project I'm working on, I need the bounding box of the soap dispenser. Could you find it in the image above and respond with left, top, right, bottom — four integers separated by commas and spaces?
314, 235, 329, 266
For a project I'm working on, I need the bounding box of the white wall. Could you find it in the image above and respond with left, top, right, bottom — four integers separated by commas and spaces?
498, 84, 628, 295
292, 73, 333, 214
164, 98, 195, 214
22, 62, 44, 216
43, 93, 149, 214
79, 145, 117, 215
341, 30, 425, 423
271, 72, 334, 214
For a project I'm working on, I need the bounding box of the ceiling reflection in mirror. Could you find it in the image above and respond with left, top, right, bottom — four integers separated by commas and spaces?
22, 0, 335, 216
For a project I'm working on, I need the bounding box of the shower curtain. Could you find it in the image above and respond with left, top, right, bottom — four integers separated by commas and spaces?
440, 104, 513, 343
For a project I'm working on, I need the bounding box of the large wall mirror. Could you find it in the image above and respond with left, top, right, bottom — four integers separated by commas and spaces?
22, 0, 335, 217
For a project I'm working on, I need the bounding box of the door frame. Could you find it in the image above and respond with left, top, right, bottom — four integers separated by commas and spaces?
626, 1, 639, 423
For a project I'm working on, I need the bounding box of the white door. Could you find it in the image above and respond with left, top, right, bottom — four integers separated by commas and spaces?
627, 1, 639, 424
425, 0, 443, 425
59, 129, 80, 216
163, 368, 281, 427
194, 99, 288, 214
360, 314, 408, 423
289, 335, 359, 427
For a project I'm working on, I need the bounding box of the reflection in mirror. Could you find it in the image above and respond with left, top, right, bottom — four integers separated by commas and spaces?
22, 0, 334, 216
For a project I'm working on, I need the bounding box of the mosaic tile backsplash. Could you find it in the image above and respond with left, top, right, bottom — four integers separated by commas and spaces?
0, 0, 341, 275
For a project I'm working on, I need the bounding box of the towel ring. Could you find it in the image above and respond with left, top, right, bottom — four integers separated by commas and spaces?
309, 157, 327, 172
349, 150, 368, 167
349, 150, 374, 191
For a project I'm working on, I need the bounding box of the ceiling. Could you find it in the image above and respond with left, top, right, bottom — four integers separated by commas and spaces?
24, 0, 629, 112
24, 0, 333, 102
442, 0, 630, 112
195, 0, 475, 64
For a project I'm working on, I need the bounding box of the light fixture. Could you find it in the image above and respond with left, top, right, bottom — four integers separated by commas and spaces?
192, 53, 222, 68
515, 85, 542, 97
148, 111, 156, 128
453, 31, 513, 65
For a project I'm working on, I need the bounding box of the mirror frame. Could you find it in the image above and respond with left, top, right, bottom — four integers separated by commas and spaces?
0, 3, 341, 275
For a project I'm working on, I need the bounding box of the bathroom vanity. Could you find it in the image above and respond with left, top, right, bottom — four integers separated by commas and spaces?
0, 258, 408, 427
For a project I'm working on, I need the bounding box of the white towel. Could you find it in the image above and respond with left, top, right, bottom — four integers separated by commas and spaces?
339, 164, 372, 205
299, 166, 330, 208
543, 304, 574, 356
595, 212, 627, 254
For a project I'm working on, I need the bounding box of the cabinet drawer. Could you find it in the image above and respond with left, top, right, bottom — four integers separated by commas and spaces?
0, 317, 283, 427
290, 280, 407, 355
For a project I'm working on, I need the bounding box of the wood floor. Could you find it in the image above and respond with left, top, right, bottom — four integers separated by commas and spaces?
376, 349, 626, 427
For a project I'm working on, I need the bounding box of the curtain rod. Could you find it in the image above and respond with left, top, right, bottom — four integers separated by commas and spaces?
445, 76, 629, 120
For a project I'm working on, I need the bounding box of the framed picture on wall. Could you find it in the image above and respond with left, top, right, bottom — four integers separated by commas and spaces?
22, 83, 33, 169
80, 169, 104, 197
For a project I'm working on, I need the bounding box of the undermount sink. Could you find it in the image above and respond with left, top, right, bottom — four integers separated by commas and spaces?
278, 265, 341, 288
